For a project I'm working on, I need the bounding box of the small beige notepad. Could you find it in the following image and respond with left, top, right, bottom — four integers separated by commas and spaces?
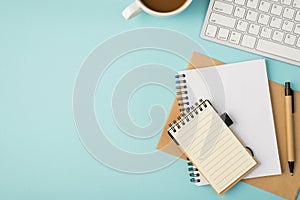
168, 100, 258, 195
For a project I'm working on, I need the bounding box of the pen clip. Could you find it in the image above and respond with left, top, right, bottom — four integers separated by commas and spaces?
292, 90, 295, 113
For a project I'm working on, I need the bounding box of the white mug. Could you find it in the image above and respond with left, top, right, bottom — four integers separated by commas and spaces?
122, 0, 192, 20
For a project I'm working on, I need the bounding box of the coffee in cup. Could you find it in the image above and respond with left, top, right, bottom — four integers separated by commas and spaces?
122, 0, 192, 20
140, 0, 187, 13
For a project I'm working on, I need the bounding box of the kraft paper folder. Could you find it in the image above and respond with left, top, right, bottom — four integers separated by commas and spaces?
156, 52, 300, 200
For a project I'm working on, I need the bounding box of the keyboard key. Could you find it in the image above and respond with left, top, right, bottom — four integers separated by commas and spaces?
246, 10, 258, 21
270, 17, 282, 28
257, 39, 300, 62
261, 27, 272, 38
284, 34, 297, 45
247, 0, 259, 8
282, 20, 295, 32
272, 30, 285, 42
209, 13, 236, 28
235, 0, 246, 5
213, 1, 234, 15
234, 7, 246, 18
283, 8, 295, 19
218, 28, 230, 40
258, 14, 270, 25
237, 20, 249, 31
295, 11, 300, 21
281, 0, 292, 5
229, 31, 242, 44
297, 38, 300, 47
271, 4, 283, 15
295, 24, 300, 34
293, 0, 300, 8
241, 35, 257, 48
259, 1, 271, 12
205, 24, 218, 37
249, 24, 260, 35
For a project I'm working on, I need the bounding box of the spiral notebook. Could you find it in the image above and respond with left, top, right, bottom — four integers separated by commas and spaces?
168, 99, 258, 195
157, 53, 299, 200
175, 59, 281, 186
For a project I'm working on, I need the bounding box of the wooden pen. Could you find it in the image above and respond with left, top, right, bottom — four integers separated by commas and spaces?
285, 82, 295, 176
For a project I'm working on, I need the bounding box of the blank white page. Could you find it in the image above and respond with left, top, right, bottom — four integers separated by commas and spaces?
169, 102, 257, 194
177, 59, 281, 186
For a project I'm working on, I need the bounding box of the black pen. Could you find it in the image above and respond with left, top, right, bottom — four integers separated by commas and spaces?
285, 82, 295, 176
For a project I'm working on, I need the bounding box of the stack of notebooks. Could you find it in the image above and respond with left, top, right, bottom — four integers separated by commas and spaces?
157, 52, 300, 199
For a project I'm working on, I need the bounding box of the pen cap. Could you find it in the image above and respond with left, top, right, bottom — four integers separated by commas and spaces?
285, 82, 293, 96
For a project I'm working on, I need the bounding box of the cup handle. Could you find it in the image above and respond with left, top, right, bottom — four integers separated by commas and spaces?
122, 1, 143, 20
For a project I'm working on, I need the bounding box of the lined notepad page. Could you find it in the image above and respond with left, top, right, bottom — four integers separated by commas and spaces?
169, 102, 257, 194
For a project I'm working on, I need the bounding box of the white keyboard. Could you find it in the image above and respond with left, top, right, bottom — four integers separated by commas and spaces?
201, 0, 300, 66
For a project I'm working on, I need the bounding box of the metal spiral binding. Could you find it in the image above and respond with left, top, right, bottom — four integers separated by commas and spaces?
168, 99, 208, 134
187, 159, 201, 183
175, 74, 189, 113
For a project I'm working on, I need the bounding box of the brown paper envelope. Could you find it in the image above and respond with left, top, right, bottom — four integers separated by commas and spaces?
156, 52, 300, 200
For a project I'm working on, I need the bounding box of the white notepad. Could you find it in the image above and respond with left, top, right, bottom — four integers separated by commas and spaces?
177, 59, 281, 186
168, 100, 258, 195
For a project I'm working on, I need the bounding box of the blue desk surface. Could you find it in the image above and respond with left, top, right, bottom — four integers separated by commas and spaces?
1, 0, 299, 199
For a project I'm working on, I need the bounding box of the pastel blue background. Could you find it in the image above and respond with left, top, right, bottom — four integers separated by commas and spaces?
0, 0, 299, 199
